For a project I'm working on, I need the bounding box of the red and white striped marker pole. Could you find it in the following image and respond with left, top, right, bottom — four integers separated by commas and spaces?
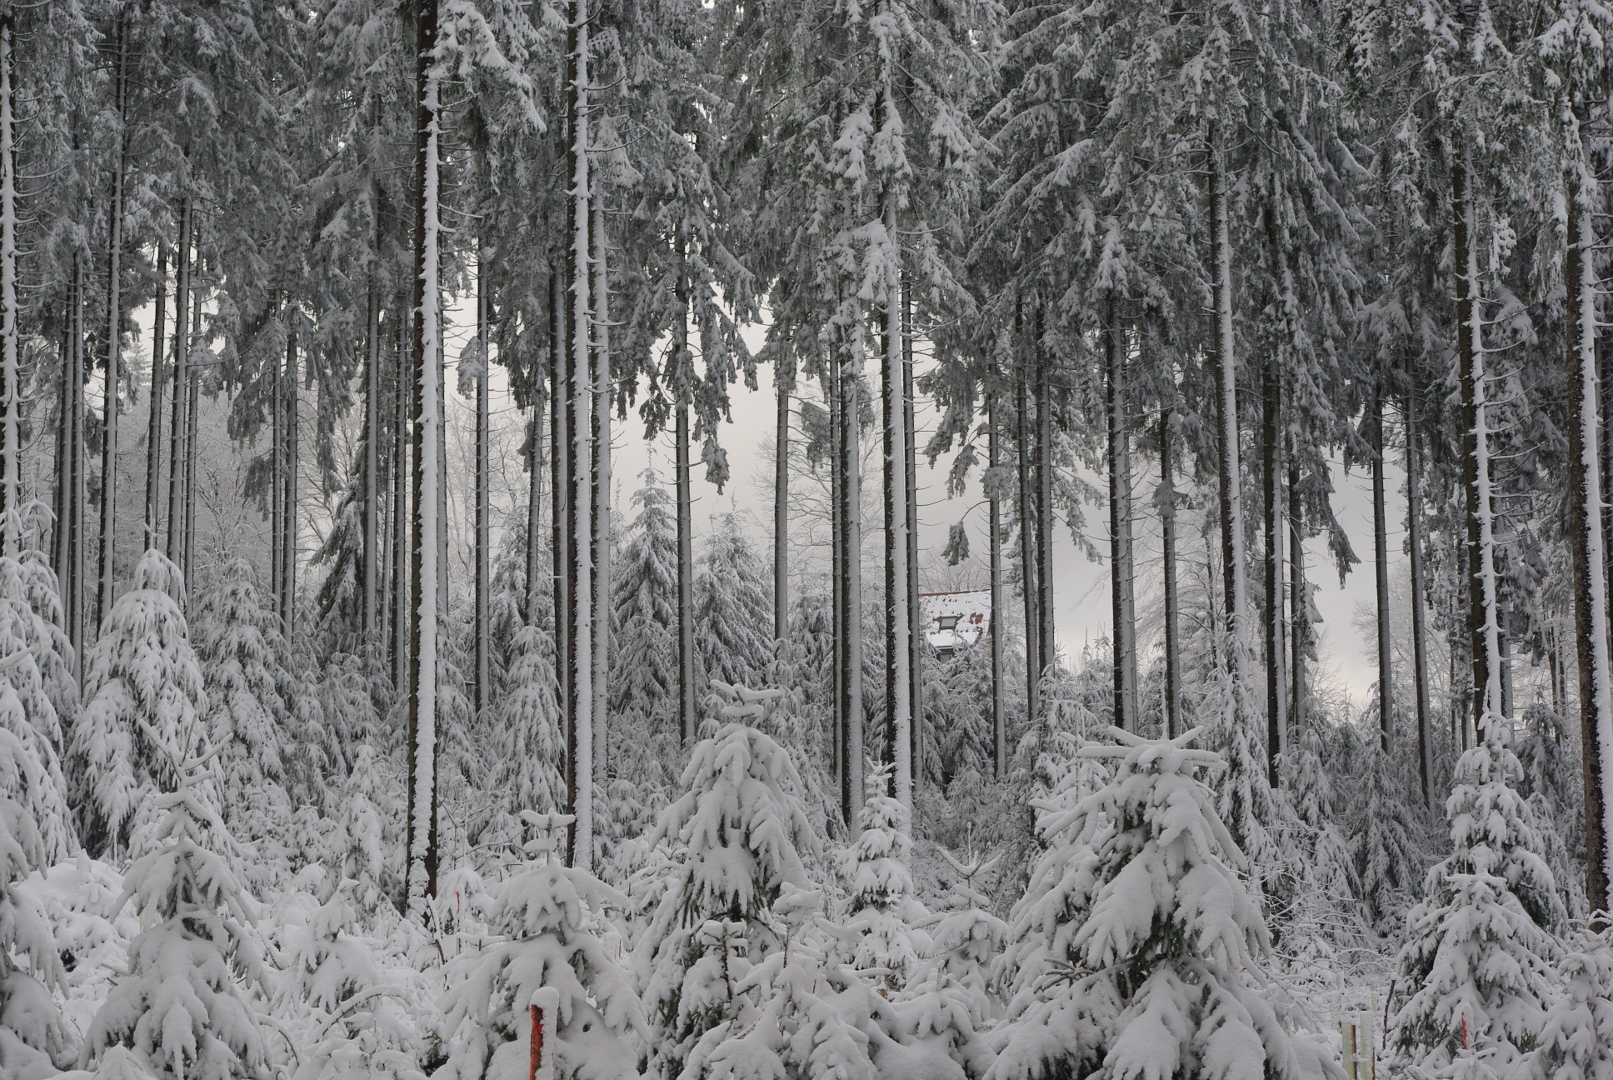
529, 988, 560, 1080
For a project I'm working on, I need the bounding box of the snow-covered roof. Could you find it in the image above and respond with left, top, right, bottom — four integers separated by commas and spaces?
919, 590, 991, 650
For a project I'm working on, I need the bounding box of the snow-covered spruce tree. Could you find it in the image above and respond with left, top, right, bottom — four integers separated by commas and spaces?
635, 721, 819, 1079
0, 576, 73, 862
81, 752, 273, 1080
1393, 716, 1563, 1076
70, 549, 210, 857
481, 624, 563, 851
189, 558, 292, 840
1353, 740, 1425, 931
611, 470, 679, 737
0, 551, 78, 764
438, 811, 648, 1080
276, 870, 426, 1080
923, 851, 1007, 1028
692, 514, 772, 691
838, 764, 930, 993
989, 727, 1329, 1080
0, 721, 69, 1077
1529, 924, 1613, 1080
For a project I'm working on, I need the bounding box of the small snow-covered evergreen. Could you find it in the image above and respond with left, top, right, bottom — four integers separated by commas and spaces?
1393, 715, 1561, 1077
70, 550, 210, 857
189, 558, 292, 838
990, 726, 1323, 1080
0, 721, 69, 1077
438, 811, 647, 1080
80, 752, 273, 1080
1529, 924, 1613, 1080
636, 721, 818, 1079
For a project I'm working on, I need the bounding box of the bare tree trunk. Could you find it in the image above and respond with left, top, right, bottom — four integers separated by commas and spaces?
1566, 176, 1613, 915
1372, 393, 1391, 750
564, 0, 594, 869
473, 248, 490, 716
526, 402, 544, 626
1263, 355, 1286, 780
990, 389, 1007, 774
143, 245, 166, 553
166, 203, 191, 568
590, 195, 610, 783
1161, 407, 1181, 738
1210, 137, 1251, 715
1455, 151, 1502, 739
405, 0, 443, 915
881, 178, 911, 813
1406, 390, 1432, 806
0, 17, 18, 555
97, 9, 129, 626
1107, 301, 1137, 730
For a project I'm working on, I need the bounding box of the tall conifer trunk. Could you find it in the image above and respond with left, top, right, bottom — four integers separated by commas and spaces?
392, 299, 410, 694
1565, 170, 1613, 915
774, 368, 789, 644
363, 277, 381, 639
1262, 355, 1285, 780
1407, 391, 1432, 806
990, 390, 1007, 773
590, 195, 610, 783
563, 0, 594, 869
0, 16, 18, 554
881, 173, 912, 812
1107, 301, 1137, 730
674, 280, 695, 748
1454, 151, 1502, 740
166, 203, 191, 568
840, 311, 864, 826
1372, 393, 1391, 749
550, 266, 569, 707
281, 327, 298, 632
1016, 305, 1037, 722
405, 0, 443, 914
1289, 461, 1306, 735
474, 248, 491, 715
903, 284, 921, 789
1035, 308, 1054, 691
1161, 407, 1181, 738
143, 246, 166, 552
1210, 137, 1250, 716
97, 8, 129, 625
